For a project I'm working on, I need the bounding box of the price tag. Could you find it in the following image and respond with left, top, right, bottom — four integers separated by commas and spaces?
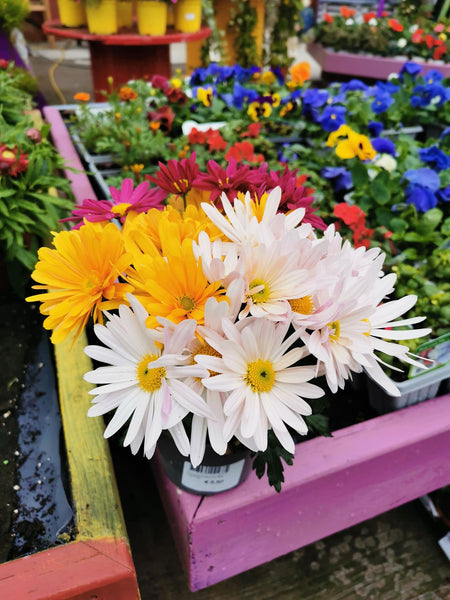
181, 460, 245, 493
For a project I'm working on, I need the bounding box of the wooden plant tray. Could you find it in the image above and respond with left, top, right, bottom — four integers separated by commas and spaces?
307, 43, 450, 80
152, 393, 450, 591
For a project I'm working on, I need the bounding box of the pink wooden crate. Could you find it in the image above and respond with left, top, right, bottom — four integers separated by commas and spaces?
43, 105, 97, 206
307, 43, 450, 80
152, 393, 450, 591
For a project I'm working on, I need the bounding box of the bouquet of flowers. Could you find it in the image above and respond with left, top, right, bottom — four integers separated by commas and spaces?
26, 154, 431, 491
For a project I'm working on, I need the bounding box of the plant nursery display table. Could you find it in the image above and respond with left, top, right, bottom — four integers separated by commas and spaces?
307, 43, 450, 80
42, 20, 211, 101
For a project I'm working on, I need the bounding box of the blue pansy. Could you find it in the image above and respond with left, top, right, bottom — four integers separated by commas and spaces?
368, 121, 384, 137
419, 145, 450, 171
228, 81, 259, 109
375, 81, 400, 95
302, 88, 329, 121
233, 64, 260, 82
403, 167, 440, 190
411, 83, 447, 108
405, 185, 438, 211
440, 126, 450, 140
318, 105, 347, 131
271, 66, 285, 85
438, 185, 450, 202
399, 61, 423, 80
371, 91, 394, 114
341, 79, 369, 93
214, 65, 235, 83
372, 138, 396, 156
321, 166, 352, 192
190, 67, 208, 86
424, 70, 444, 85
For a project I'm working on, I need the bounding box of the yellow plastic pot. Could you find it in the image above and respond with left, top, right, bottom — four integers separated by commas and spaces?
57, 0, 87, 27
117, 0, 134, 29
174, 0, 202, 33
86, 0, 118, 34
136, 1, 167, 35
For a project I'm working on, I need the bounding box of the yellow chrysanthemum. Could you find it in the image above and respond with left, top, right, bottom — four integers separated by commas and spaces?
127, 238, 226, 328
26, 222, 134, 344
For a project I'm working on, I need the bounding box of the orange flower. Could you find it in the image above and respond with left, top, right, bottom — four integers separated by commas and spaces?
289, 61, 311, 86
324, 13, 334, 23
73, 92, 90, 102
119, 86, 138, 101
340, 6, 355, 18
363, 12, 377, 23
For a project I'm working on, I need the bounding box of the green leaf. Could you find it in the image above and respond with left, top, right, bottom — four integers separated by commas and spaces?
370, 176, 390, 205
351, 161, 369, 187
251, 431, 294, 493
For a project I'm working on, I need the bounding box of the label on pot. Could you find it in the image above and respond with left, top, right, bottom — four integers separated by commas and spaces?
181, 459, 245, 493
184, 12, 195, 20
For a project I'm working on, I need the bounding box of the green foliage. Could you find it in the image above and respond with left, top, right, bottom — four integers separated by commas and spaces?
252, 430, 294, 493
0, 0, 29, 33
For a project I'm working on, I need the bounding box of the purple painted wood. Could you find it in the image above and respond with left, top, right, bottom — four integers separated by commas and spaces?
307, 43, 450, 80
42, 106, 97, 205
152, 393, 450, 591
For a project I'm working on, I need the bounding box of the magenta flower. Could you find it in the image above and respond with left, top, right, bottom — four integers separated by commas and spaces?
61, 178, 166, 229
193, 157, 268, 204
146, 153, 200, 196
260, 166, 326, 230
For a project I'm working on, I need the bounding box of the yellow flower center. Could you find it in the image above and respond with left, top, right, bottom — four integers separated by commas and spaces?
193, 342, 221, 377
362, 318, 371, 336
111, 202, 131, 216
179, 294, 196, 312
245, 359, 275, 392
136, 353, 166, 392
249, 278, 270, 304
1, 150, 15, 160
327, 321, 340, 342
289, 295, 314, 315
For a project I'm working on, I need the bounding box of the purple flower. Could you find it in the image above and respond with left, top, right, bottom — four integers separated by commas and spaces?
405, 185, 438, 211
302, 88, 329, 121
424, 70, 444, 85
321, 166, 352, 192
340, 79, 369, 93
438, 185, 450, 202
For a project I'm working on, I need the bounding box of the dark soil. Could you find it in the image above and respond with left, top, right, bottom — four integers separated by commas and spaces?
0, 295, 74, 563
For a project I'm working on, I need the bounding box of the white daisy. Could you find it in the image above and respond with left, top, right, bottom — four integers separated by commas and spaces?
201, 186, 306, 249
84, 294, 213, 459
196, 317, 324, 454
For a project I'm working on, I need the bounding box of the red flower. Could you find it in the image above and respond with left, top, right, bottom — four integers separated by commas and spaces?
146, 105, 175, 133
333, 203, 365, 226
425, 34, 435, 49
207, 130, 228, 152
241, 122, 262, 138
225, 141, 263, 163
0, 144, 29, 177
363, 12, 377, 23
411, 29, 424, 43
166, 86, 189, 106
434, 44, 447, 60
323, 13, 334, 23
340, 6, 355, 18
188, 127, 207, 145
0, 59, 10, 69
388, 19, 403, 32
146, 153, 200, 196
193, 158, 267, 204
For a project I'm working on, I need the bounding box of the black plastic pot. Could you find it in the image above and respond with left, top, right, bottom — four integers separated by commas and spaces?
157, 433, 253, 496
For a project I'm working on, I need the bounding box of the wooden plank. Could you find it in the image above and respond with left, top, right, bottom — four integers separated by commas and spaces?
153, 393, 450, 590
307, 43, 450, 79
43, 105, 97, 205
0, 539, 137, 600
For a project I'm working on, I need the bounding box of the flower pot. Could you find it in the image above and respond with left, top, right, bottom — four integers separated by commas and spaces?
174, 0, 202, 33
136, 1, 167, 35
57, 0, 87, 27
86, 0, 118, 35
117, 0, 134, 29
157, 433, 253, 495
